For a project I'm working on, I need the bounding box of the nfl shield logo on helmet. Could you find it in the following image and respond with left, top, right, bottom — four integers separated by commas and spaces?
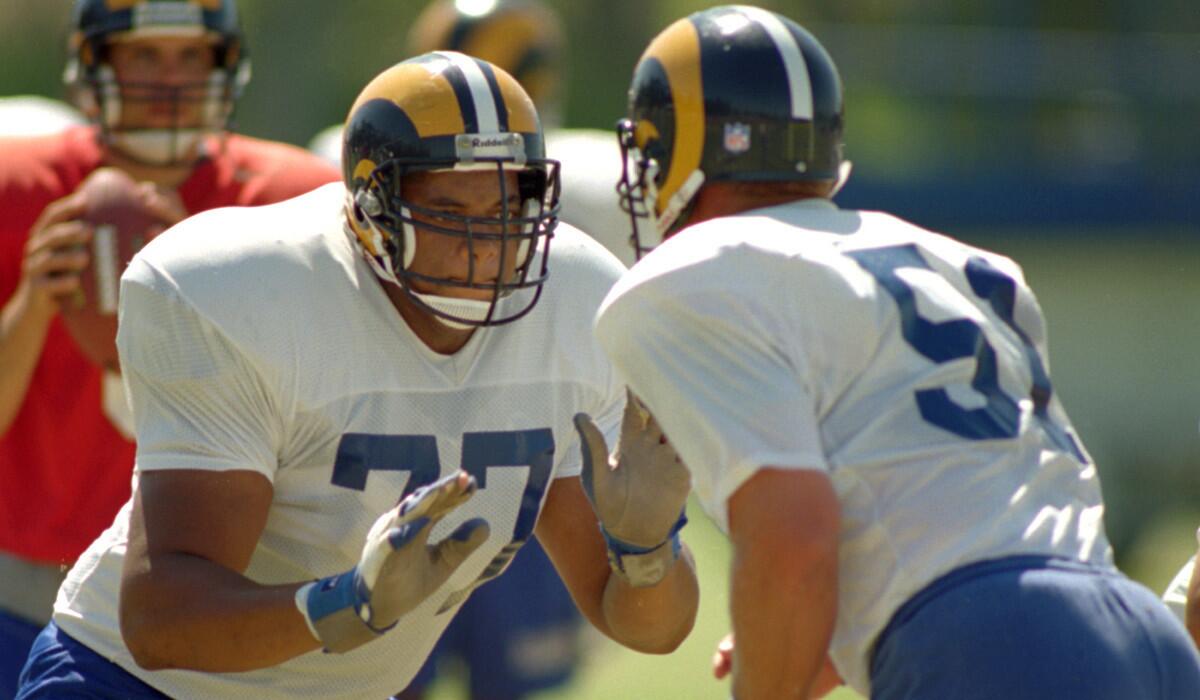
723, 122, 751, 154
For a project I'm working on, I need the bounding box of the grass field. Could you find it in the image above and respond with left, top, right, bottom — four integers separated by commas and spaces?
425, 495, 1199, 700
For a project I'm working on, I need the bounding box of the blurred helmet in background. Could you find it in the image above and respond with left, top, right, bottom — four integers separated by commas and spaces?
64, 0, 251, 165
407, 0, 566, 129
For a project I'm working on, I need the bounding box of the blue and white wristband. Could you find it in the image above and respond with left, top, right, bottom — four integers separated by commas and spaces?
296, 568, 392, 653
602, 510, 688, 587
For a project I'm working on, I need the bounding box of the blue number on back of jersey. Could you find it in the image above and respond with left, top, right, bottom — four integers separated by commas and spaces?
331, 428, 557, 600
847, 245, 1086, 462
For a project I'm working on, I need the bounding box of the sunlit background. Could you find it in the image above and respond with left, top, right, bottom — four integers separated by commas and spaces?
3, 1, 1197, 697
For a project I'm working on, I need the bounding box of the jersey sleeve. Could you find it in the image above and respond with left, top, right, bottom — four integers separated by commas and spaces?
595, 282, 828, 529
117, 259, 283, 481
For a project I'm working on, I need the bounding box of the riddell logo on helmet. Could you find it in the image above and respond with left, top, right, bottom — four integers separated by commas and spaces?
132, 3, 204, 29
460, 134, 522, 149
455, 133, 525, 161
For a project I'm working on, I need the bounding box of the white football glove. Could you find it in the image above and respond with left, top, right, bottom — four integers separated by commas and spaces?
574, 391, 691, 587
298, 471, 490, 653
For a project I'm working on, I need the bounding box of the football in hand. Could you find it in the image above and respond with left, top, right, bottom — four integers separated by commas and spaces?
59, 168, 171, 372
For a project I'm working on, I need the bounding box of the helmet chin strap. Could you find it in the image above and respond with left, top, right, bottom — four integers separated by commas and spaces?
829, 160, 854, 198
655, 169, 705, 240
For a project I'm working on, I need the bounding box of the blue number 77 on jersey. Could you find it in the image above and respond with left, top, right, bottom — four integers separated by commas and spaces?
331, 429, 556, 611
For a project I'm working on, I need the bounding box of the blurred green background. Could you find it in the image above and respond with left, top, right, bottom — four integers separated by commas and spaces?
3, 1, 1198, 697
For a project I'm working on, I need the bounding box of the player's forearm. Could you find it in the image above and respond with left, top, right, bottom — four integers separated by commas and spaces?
120, 552, 320, 672
730, 533, 837, 699
601, 544, 699, 653
0, 288, 56, 435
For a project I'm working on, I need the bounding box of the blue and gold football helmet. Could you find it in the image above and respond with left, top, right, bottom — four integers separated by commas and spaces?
64, 0, 250, 166
617, 6, 846, 257
342, 52, 560, 328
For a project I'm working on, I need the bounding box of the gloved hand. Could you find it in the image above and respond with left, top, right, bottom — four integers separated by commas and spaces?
298, 471, 490, 653
574, 391, 691, 587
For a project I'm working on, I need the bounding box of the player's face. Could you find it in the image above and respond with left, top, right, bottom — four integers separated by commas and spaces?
402, 169, 525, 301
106, 35, 217, 130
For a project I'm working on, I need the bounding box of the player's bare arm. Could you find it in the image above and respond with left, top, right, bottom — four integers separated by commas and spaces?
119, 468, 320, 671
727, 468, 840, 700
535, 396, 699, 653
120, 469, 488, 671
534, 473, 698, 654
0, 193, 91, 434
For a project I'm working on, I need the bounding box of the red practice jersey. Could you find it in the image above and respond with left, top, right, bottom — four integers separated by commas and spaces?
0, 126, 339, 564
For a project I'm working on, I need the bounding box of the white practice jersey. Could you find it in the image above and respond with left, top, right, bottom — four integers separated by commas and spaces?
54, 183, 626, 699
594, 198, 1113, 695
1164, 554, 1196, 625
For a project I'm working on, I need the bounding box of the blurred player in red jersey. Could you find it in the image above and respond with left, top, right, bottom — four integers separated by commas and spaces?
0, 1, 337, 694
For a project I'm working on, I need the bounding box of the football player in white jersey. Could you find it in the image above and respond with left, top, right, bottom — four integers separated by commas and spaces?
593, 6, 1200, 699
15, 54, 698, 700
310, 4, 633, 698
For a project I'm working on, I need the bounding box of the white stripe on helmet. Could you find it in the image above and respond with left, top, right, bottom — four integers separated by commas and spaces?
436, 51, 501, 134
737, 7, 813, 120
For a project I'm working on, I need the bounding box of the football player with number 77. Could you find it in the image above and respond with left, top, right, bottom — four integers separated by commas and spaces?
16, 53, 697, 700
594, 6, 1200, 700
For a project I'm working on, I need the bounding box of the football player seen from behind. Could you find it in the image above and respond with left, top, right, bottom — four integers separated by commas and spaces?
594, 6, 1200, 699
15, 54, 697, 700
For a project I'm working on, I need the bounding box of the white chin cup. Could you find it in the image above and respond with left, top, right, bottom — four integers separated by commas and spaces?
108, 128, 205, 164
411, 291, 495, 330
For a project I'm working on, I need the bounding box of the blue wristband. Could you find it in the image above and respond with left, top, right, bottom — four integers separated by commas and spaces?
305, 568, 395, 635
600, 508, 689, 558
601, 508, 688, 585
